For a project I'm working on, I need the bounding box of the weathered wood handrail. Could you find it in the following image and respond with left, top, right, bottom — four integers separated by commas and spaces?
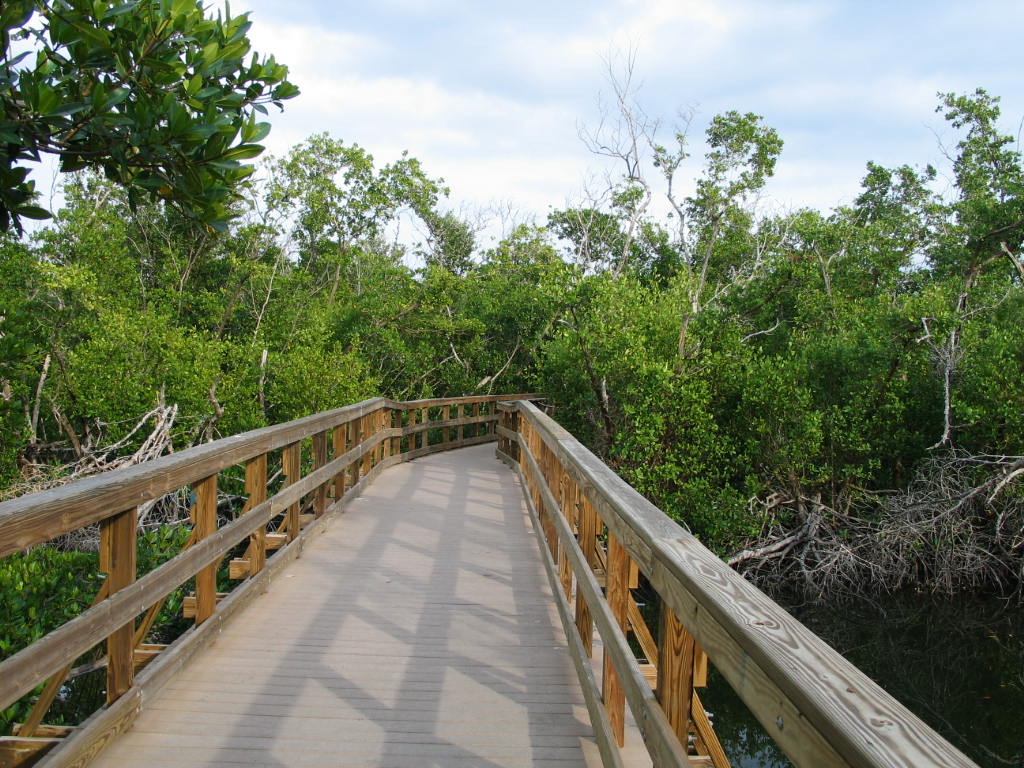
496, 399, 979, 768
0, 394, 535, 767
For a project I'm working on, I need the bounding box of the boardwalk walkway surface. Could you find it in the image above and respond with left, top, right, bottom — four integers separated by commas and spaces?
90, 444, 601, 768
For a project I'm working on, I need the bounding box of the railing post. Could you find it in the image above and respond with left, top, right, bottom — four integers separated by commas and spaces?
603, 530, 629, 746
99, 506, 137, 702
282, 442, 300, 541
575, 493, 597, 656
245, 454, 267, 575
557, 470, 573, 600
658, 605, 695, 744
193, 474, 218, 625
332, 423, 346, 499
313, 431, 328, 517
361, 414, 373, 475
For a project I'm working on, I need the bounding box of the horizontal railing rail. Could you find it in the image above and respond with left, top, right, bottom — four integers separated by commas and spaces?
496, 399, 979, 768
0, 394, 536, 768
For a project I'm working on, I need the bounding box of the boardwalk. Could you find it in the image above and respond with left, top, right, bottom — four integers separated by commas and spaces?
90, 444, 600, 768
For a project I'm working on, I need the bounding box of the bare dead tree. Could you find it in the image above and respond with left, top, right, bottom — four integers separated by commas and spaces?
729, 451, 1024, 602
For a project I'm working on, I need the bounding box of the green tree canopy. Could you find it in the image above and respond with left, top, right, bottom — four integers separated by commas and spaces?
0, 0, 298, 233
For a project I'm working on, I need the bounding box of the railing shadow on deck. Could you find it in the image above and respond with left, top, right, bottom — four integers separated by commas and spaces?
0, 394, 534, 767
176, 444, 587, 767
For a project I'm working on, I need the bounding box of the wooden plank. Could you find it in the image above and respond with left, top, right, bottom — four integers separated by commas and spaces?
65, 445, 581, 768
510, 401, 980, 768
0, 433, 380, 712
0, 397, 393, 557
10, 727, 73, 739
627, 595, 659, 665
264, 532, 288, 550
243, 454, 267, 576
575, 494, 597, 657
312, 431, 327, 518
658, 606, 695, 746
0, 736, 60, 767
99, 507, 137, 703
351, 418, 364, 486
692, 690, 730, 768
192, 475, 218, 626
181, 594, 228, 620
603, 531, 630, 747
331, 424, 346, 499
361, 414, 373, 475
18, 581, 109, 739
516, 441, 690, 768
497, 451, 625, 768
693, 642, 708, 688
282, 443, 301, 543
36, 490, 336, 768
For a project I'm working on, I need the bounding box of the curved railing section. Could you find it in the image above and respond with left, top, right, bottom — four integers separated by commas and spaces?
496, 399, 979, 768
0, 394, 535, 768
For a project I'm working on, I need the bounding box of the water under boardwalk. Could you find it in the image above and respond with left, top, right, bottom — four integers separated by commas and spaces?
91, 445, 602, 767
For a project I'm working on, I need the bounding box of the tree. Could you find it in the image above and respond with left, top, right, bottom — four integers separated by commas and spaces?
0, 0, 298, 233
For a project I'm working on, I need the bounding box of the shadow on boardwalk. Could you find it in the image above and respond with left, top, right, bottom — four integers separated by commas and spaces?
90, 445, 599, 768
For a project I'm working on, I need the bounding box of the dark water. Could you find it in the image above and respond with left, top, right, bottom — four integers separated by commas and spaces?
698, 592, 1024, 767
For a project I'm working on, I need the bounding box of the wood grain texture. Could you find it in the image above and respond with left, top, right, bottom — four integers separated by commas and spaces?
0, 396, 536, 558
80, 445, 598, 768
99, 507, 137, 702
509, 400, 980, 768
657, 607, 694, 744
192, 476, 217, 625
603, 532, 630, 747
516, 441, 690, 768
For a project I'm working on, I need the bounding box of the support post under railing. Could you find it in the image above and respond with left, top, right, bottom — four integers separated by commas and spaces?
192, 475, 218, 625
658, 606, 695, 744
603, 530, 630, 746
100, 506, 137, 703
245, 454, 267, 575
313, 431, 328, 517
282, 442, 301, 541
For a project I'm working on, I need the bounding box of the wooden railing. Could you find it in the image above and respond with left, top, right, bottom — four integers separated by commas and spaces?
496, 400, 980, 768
0, 394, 534, 768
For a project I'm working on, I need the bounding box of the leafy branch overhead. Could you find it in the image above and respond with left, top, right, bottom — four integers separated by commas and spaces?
0, 0, 299, 233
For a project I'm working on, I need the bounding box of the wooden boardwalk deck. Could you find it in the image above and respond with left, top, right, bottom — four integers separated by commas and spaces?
90, 444, 602, 768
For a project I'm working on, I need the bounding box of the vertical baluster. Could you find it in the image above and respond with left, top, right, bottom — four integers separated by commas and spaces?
575, 492, 597, 655
604, 530, 630, 746
471, 402, 480, 438
443, 404, 451, 445
193, 474, 218, 625
658, 606, 696, 745
100, 506, 137, 702
361, 414, 373, 475
557, 469, 573, 600
313, 431, 327, 517
510, 407, 520, 462
246, 453, 267, 575
332, 423, 346, 499
283, 442, 301, 541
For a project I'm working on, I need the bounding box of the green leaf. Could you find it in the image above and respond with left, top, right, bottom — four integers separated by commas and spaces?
220, 143, 263, 161
14, 205, 52, 220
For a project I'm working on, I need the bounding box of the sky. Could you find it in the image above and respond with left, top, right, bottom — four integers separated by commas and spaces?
65, 1, 1024, 243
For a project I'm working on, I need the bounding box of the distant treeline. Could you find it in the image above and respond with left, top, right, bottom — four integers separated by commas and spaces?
2, 91, 1022, 599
